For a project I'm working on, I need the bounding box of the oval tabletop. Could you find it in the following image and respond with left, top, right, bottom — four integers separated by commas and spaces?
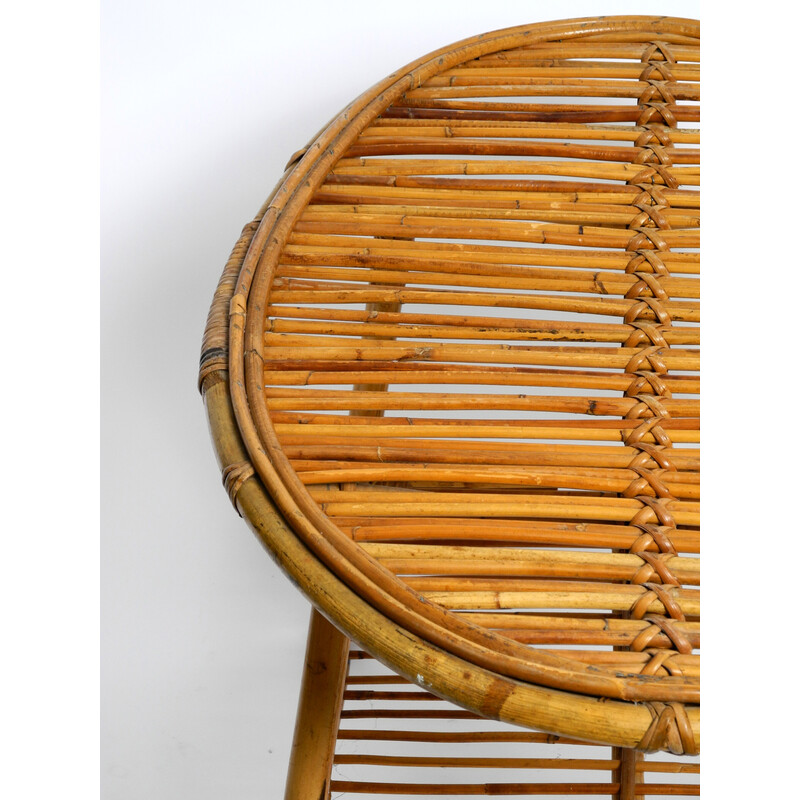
200, 15, 699, 755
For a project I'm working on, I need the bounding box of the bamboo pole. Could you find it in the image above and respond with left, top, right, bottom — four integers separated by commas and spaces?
382, 102, 700, 125
340, 708, 482, 720
280, 438, 700, 470
453, 613, 699, 636
343, 137, 700, 163
294, 465, 698, 500
336, 729, 592, 744
265, 312, 701, 345
614, 747, 644, 800
362, 119, 700, 144
266, 365, 700, 393
274, 262, 700, 298
327, 780, 699, 795
417, 589, 699, 617
440, 61, 700, 79
332, 751, 696, 773
303, 198, 700, 231
286, 232, 702, 271
435, 61, 699, 80
313, 185, 701, 214
270, 282, 701, 321
400, 79, 699, 100
330, 157, 700, 185
470, 42, 699, 61
339, 518, 700, 552
274, 418, 701, 447
264, 387, 700, 415
293, 210, 701, 245
283, 609, 349, 800
334, 754, 619, 769
319, 179, 701, 210
263, 336, 701, 370
360, 543, 699, 578
301, 202, 701, 234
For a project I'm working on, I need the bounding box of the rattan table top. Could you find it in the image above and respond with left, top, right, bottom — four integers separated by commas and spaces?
200, 15, 700, 755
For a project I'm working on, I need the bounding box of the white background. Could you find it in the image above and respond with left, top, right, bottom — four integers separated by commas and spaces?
4, 1, 795, 798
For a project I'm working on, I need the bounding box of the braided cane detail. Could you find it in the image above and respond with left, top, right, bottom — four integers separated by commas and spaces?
611, 45, 698, 723
222, 461, 256, 515
631, 615, 692, 654
638, 702, 698, 756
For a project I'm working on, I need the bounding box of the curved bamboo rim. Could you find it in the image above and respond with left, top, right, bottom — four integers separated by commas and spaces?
203, 15, 700, 750
202, 367, 699, 752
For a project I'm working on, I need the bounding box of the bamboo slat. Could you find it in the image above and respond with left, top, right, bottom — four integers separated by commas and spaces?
286, 233, 702, 271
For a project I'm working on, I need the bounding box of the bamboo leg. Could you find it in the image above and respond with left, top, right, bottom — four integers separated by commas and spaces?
283, 608, 350, 800
342, 261, 406, 489
613, 746, 643, 800
350, 295, 403, 412
349, 242, 408, 407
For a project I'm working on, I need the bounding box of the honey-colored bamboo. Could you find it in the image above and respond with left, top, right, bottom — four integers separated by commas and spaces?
333, 753, 698, 774
343, 139, 700, 162
279, 438, 700, 470
361, 120, 700, 144
340, 518, 700, 552
286, 233, 701, 271
265, 313, 702, 346
337, 729, 591, 744
327, 780, 699, 796
282, 609, 349, 800
435, 62, 699, 79
267, 366, 700, 393
274, 263, 700, 298
383, 101, 700, 125
335, 755, 620, 769
400, 79, 699, 101
315, 182, 701, 210
330, 157, 700, 185
294, 466, 699, 500
279, 250, 701, 289
472, 42, 699, 61
262, 337, 700, 370
270, 283, 700, 321
274, 419, 700, 447
264, 388, 700, 416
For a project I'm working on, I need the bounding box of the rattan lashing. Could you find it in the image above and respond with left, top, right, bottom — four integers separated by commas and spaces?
200, 15, 699, 798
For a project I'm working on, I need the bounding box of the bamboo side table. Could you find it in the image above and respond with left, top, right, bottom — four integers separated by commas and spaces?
200, 16, 700, 798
